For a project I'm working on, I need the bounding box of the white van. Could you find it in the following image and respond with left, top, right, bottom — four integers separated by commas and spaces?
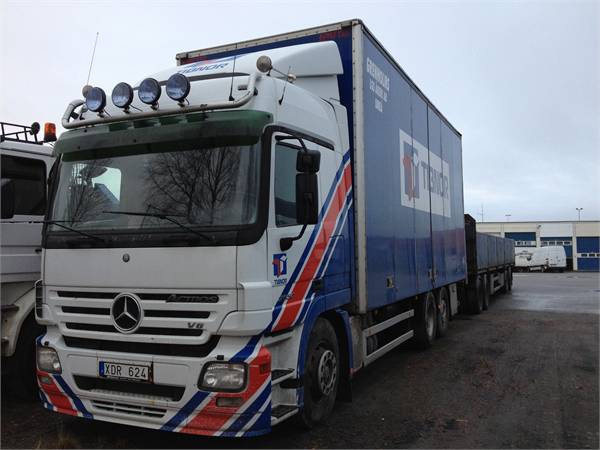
515, 246, 567, 272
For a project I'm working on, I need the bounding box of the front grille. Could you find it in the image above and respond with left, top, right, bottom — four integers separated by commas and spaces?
74, 375, 185, 402
65, 322, 204, 337
63, 335, 220, 357
92, 399, 167, 418
53, 289, 225, 343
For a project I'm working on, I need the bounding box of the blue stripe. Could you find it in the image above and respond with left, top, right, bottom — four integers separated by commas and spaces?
160, 391, 211, 432
241, 407, 272, 437
54, 375, 92, 419
223, 382, 271, 434
230, 335, 262, 363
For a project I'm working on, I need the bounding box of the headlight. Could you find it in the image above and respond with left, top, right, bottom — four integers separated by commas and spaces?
166, 73, 190, 102
37, 346, 62, 373
199, 362, 246, 391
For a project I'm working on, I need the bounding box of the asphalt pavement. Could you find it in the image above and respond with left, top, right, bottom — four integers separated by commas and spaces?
2, 272, 598, 448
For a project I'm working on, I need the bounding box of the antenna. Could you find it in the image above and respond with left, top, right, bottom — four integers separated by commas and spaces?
228, 54, 238, 101
85, 32, 100, 87
278, 66, 292, 105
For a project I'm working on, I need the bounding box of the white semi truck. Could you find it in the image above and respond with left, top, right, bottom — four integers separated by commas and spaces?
1, 121, 55, 395
36, 20, 514, 436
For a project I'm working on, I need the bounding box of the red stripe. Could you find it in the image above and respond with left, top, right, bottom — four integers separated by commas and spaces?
38, 371, 78, 416
273, 164, 352, 332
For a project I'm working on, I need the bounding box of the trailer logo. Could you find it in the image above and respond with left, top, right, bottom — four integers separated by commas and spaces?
399, 129, 452, 218
272, 253, 288, 286
402, 144, 420, 200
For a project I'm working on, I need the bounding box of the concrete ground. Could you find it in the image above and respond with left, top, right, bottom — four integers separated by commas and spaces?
2, 272, 599, 448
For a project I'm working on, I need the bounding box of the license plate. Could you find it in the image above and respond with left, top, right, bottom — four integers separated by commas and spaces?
99, 361, 152, 382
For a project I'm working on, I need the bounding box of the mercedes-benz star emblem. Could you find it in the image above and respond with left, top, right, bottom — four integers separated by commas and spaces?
111, 293, 143, 334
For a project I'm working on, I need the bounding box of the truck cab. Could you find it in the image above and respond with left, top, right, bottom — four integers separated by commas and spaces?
1, 121, 55, 395
36, 42, 351, 435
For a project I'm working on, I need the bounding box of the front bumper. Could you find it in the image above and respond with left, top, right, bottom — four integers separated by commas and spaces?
37, 330, 272, 437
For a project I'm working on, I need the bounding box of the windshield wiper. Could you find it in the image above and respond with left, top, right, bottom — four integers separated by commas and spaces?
7, 220, 107, 243
102, 211, 215, 242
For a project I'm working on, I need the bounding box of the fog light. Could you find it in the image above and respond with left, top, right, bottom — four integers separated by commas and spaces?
37, 346, 62, 373
199, 362, 246, 391
216, 396, 244, 408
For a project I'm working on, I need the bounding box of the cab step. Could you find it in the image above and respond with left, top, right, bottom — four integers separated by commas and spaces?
271, 404, 298, 425
271, 368, 295, 385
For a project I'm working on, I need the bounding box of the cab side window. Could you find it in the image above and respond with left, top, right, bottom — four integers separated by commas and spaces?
274, 143, 299, 227
1, 155, 46, 217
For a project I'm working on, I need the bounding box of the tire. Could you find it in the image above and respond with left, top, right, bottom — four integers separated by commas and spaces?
10, 314, 44, 400
414, 291, 437, 348
298, 318, 339, 428
507, 267, 513, 291
499, 270, 508, 294
482, 275, 490, 310
469, 276, 483, 315
436, 287, 450, 338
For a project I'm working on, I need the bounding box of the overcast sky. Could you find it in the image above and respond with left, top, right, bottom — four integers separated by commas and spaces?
1, 0, 598, 222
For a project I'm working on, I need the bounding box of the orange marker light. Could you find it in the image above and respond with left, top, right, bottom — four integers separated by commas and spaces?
44, 122, 57, 143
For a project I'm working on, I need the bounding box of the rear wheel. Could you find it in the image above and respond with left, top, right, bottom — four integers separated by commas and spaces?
299, 318, 339, 428
507, 267, 513, 291
436, 287, 450, 338
414, 291, 437, 348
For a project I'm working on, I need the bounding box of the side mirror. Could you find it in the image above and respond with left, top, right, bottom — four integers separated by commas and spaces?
280, 173, 319, 251
296, 173, 318, 224
296, 149, 320, 173
1, 179, 16, 219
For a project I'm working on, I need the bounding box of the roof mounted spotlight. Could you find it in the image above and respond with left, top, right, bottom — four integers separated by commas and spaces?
166, 73, 190, 106
85, 87, 107, 113
256, 55, 272, 74
138, 78, 161, 109
112, 82, 134, 110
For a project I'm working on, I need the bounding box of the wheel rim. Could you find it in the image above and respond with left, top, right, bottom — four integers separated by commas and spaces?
317, 349, 337, 396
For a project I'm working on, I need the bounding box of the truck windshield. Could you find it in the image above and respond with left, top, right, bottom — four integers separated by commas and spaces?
49, 141, 261, 233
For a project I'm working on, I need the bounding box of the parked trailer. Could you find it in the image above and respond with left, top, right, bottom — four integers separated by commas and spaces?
37, 20, 513, 436
1, 121, 55, 396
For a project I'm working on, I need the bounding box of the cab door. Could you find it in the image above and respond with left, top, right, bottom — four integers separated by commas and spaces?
266, 132, 323, 333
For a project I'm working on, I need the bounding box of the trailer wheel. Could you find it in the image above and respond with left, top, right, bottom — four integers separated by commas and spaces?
482, 275, 490, 310
414, 291, 437, 348
298, 318, 339, 428
436, 287, 450, 338
507, 267, 513, 291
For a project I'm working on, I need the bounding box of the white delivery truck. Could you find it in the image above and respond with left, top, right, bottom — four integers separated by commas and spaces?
515, 246, 566, 272
1, 121, 55, 395
36, 20, 513, 436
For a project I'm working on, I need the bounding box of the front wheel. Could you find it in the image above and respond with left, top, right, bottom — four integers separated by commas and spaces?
299, 318, 339, 428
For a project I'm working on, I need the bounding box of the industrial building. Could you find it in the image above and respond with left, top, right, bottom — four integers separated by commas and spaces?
476, 220, 600, 272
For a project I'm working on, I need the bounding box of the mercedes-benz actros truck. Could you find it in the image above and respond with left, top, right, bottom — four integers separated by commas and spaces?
36, 20, 514, 436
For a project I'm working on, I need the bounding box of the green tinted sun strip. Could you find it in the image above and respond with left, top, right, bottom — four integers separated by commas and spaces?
54, 110, 273, 156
